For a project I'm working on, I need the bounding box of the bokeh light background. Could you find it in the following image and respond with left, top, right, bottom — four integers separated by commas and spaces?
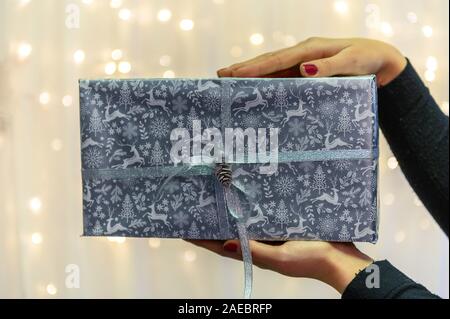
0, 0, 448, 298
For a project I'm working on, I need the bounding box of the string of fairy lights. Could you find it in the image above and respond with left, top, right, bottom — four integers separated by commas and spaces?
1, 0, 448, 297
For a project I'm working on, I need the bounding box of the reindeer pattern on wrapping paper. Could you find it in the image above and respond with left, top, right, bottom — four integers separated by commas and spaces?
80, 77, 378, 241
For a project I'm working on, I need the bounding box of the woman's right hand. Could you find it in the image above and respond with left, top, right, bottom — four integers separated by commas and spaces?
218, 37, 407, 87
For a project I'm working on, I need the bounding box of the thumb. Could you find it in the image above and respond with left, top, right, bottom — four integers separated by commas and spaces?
223, 240, 283, 270
300, 50, 358, 77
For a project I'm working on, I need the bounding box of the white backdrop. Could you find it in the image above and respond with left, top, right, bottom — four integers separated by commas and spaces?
0, 0, 448, 298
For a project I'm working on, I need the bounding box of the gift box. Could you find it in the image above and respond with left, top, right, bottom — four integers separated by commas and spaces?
79, 76, 379, 243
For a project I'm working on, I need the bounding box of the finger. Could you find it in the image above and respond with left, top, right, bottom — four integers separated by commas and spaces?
187, 240, 244, 262
300, 48, 366, 77
217, 52, 274, 77
223, 240, 284, 271
260, 64, 302, 78
231, 38, 349, 77
186, 240, 224, 254
248, 240, 285, 270
231, 47, 304, 77
217, 67, 232, 77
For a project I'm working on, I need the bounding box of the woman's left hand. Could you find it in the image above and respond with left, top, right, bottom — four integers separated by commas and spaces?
187, 239, 373, 294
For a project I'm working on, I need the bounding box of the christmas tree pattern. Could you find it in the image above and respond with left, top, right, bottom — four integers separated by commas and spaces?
150, 141, 165, 165
88, 108, 104, 136
338, 224, 351, 241
120, 194, 135, 223
188, 221, 200, 238
337, 107, 353, 136
119, 81, 133, 108
274, 83, 289, 109
92, 220, 103, 235
312, 165, 328, 193
186, 106, 198, 130
274, 199, 290, 228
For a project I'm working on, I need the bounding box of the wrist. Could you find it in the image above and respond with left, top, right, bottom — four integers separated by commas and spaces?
321, 243, 373, 294
379, 46, 408, 86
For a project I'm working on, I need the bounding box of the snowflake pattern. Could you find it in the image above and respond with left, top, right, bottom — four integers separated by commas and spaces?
173, 211, 189, 228
318, 217, 338, 238
172, 96, 188, 113
318, 99, 338, 120
84, 148, 103, 168
241, 113, 260, 128
149, 117, 169, 139
203, 88, 221, 111
274, 175, 297, 197
80, 77, 378, 242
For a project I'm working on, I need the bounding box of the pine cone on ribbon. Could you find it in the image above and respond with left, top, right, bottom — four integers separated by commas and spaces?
215, 163, 232, 188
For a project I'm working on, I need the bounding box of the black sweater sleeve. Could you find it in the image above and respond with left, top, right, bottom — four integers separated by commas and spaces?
343, 60, 448, 299
378, 60, 449, 235
342, 260, 441, 299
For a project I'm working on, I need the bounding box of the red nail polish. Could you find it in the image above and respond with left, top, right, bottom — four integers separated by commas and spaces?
223, 242, 238, 253
303, 64, 318, 76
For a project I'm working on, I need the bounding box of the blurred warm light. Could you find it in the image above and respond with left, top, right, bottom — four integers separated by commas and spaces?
115, 237, 126, 244
249, 33, 264, 45
111, 49, 123, 61
163, 70, 175, 78
46, 283, 57, 295
407, 12, 418, 23
118, 8, 132, 21
17, 42, 32, 60
31, 232, 43, 245
105, 62, 117, 75
334, 1, 349, 14
184, 250, 197, 262
414, 196, 423, 207
380, 22, 394, 36
18, 0, 31, 7
148, 238, 161, 248
441, 101, 449, 115
39, 92, 50, 105
272, 31, 284, 42
73, 49, 85, 64
159, 55, 171, 67
213, 0, 225, 4
394, 231, 406, 243
426, 56, 438, 71
383, 193, 395, 206
29, 197, 42, 213
424, 69, 436, 82
82, 0, 93, 4
179, 19, 194, 31
157, 9, 172, 22
387, 156, 398, 170
118, 61, 131, 74
62, 95, 73, 107
107, 237, 126, 244
51, 138, 63, 151
283, 35, 297, 46
420, 218, 431, 230
230, 46, 243, 58
110, 0, 122, 9
422, 25, 433, 37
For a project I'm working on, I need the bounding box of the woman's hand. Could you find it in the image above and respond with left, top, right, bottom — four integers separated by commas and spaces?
189, 37, 398, 294
217, 37, 407, 86
188, 239, 373, 294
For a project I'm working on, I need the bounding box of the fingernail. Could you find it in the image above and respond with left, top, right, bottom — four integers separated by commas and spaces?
223, 242, 238, 253
303, 64, 318, 76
